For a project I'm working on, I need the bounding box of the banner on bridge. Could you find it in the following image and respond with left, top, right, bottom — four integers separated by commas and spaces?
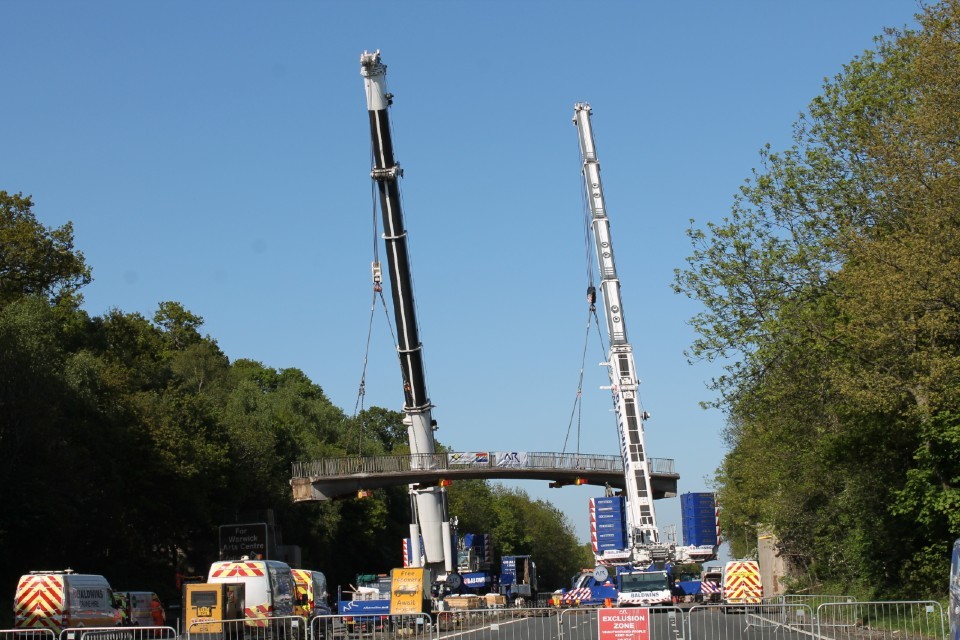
448, 452, 490, 466
493, 452, 528, 467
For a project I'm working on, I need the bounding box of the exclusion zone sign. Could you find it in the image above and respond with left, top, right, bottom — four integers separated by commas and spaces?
598, 608, 650, 640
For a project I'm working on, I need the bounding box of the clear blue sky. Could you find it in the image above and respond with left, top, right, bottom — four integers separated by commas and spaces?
3, 1, 921, 555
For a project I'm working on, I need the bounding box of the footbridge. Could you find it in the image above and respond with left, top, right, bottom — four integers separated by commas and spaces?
290, 452, 679, 502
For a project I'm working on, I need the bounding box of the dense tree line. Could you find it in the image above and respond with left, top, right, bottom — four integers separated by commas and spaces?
0, 191, 590, 626
674, 1, 960, 598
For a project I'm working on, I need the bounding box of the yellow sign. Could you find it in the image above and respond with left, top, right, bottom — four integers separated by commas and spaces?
390, 568, 424, 614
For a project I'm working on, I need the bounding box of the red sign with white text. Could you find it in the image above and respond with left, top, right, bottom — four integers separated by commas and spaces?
598, 608, 650, 640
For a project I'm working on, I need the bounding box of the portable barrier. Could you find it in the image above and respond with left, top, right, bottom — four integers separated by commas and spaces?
58, 628, 177, 640
433, 607, 555, 640
311, 613, 432, 640
187, 616, 306, 640
816, 601, 946, 640
764, 594, 856, 609
559, 606, 685, 640
687, 603, 814, 640
0, 630, 57, 640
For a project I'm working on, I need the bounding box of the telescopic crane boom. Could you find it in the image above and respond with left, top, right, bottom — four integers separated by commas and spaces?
573, 103, 669, 565
360, 50, 453, 578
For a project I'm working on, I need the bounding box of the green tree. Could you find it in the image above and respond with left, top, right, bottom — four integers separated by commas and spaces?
676, 0, 960, 597
0, 191, 91, 309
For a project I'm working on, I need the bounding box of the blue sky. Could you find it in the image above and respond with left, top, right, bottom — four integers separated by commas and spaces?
3, 1, 921, 557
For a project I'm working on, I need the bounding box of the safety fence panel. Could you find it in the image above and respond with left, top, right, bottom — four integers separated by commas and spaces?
58, 628, 177, 640
310, 613, 433, 640
816, 601, 946, 640
559, 606, 686, 640
187, 616, 307, 640
687, 604, 814, 640
765, 594, 857, 609
433, 607, 555, 640
1, 630, 57, 640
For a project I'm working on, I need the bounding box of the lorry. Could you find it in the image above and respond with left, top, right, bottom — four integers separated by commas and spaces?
699, 566, 723, 603
554, 564, 671, 608
337, 574, 391, 630
499, 556, 538, 605
616, 566, 673, 607
14, 570, 122, 633
669, 563, 705, 603
552, 569, 618, 607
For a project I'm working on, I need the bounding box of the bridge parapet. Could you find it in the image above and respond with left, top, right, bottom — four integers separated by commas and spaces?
290, 452, 678, 502
292, 452, 677, 478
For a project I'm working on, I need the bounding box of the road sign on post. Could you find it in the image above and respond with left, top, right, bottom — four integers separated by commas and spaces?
219, 523, 268, 560
598, 608, 650, 640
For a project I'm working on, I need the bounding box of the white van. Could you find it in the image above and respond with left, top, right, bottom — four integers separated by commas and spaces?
14, 571, 121, 633
208, 559, 295, 622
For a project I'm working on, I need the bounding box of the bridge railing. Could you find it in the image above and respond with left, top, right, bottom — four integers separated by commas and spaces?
291, 452, 676, 479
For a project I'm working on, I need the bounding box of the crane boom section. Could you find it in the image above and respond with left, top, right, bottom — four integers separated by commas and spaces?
360, 51, 448, 571
361, 52, 430, 416
573, 103, 662, 560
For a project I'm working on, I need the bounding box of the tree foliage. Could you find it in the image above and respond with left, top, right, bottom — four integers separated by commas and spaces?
0, 191, 90, 309
675, 0, 960, 598
0, 190, 589, 624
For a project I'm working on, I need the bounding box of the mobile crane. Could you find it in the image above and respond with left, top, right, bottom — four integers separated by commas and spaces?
359, 50, 454, 582
567, 103, 678, 607
573, 102, 668, 566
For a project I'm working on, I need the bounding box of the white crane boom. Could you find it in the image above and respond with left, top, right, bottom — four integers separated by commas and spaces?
573, 103, 668, 565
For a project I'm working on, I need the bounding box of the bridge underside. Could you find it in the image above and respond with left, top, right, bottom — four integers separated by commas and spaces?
290, 453, 679, 502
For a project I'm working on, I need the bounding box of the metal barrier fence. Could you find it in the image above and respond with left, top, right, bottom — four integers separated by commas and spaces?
817, 601, 946, 640
310, 613, 432, 640
187, 616, 306, 640
433, 608, 556, 640
0, 630, 57, 640
765, 594, 857, 609
5, 601, 949, 640
691, 603, 816, 638
60, 629, 177, 640
559, 606, 687, 640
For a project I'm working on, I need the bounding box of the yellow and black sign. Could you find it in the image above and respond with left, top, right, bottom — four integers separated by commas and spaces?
389, 567, 425, 614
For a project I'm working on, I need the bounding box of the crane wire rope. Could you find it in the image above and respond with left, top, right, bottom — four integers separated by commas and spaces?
350, 84, 426, 457
561, 143, 603, 456
349, 168, 384, 455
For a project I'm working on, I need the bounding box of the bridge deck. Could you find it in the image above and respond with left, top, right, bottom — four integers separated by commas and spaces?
290, 452, 678, 501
